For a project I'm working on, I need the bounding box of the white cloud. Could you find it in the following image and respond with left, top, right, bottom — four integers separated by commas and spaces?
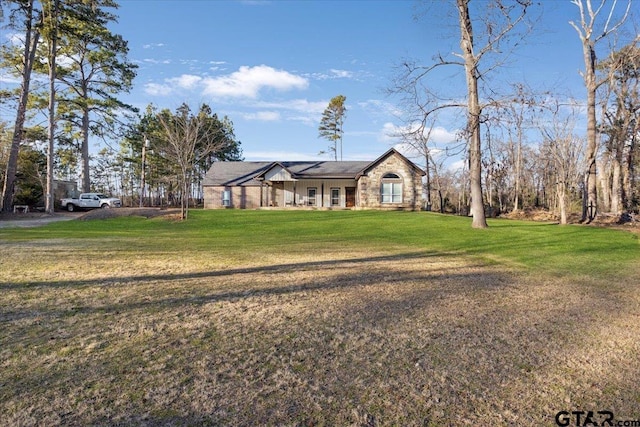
144, 82, 173, 96
142, 58, 171, 65
242, 111, 281, 121
209, 61, 227, 72
308, 69, 358, 81
359, 99, 403, 118
448, 159, 466, 172
168, 74, 202, 90
251, 99, 327, 115
142, 43, 165, 49
329, 69, 353, 79
202, 65, 308, 98
380, 121, 459, 145
239, 99, 327, 126
141, 66, 308, 100
430, 126, 459, 144
380, 122, 403, 142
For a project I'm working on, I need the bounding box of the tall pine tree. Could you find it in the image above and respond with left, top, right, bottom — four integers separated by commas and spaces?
318, 95, 346, 161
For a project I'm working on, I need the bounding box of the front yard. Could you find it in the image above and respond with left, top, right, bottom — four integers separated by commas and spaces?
1, 210, 638, 426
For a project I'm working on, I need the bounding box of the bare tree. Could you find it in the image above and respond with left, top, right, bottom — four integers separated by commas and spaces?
156, 103, 235, 220
456, 0, 532, 227
599, 42, 640, 215
540, 102, 585, 224
392, 0, 532, 228
569, 0, 633, 222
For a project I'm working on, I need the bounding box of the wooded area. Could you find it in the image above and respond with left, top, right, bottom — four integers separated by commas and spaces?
391, 0, 639, 225
1, 0, 638, 225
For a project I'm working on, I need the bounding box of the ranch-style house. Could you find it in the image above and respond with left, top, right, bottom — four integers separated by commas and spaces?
203, 148, 425, 210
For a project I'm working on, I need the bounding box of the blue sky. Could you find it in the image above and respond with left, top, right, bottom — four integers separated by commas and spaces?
109, 0, 606, 165
3, 0, 633, 167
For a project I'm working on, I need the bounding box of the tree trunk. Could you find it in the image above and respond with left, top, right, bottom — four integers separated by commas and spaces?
624, 133, 636, 211
580, 36, 599, 222
457, 0, 487, 228
598, 156, 611, 213
557, 181, 568, 225
513, 131, 522, 213
81, 108, 91, 192
2, 1, 40, 212
45, 0, 59, 215
424, 152, 432, 211
610, 155, 622, 215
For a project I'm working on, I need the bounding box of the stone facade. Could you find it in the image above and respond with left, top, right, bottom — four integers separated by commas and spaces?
357, 153, 423, 210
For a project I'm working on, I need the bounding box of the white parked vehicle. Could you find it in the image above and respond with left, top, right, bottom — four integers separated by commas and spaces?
60, 193, 122, 212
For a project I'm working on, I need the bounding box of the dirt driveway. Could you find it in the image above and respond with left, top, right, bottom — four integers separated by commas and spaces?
0, 212, 81, 228
0, 208, 180, 228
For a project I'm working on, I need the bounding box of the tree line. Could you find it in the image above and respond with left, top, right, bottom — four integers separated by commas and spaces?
1, 0, 638, 226
392, 0, 638, 226
0, 0, 241, 218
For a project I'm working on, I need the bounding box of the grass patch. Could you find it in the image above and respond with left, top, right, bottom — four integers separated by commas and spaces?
1, 210, 639, 425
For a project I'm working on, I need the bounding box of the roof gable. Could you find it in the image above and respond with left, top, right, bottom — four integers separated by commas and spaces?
358, 148, 425, 178
260, 163, 295, 181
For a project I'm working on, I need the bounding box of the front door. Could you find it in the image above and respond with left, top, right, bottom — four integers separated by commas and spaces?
345, 187, 356, 208
271, 182, 284, 207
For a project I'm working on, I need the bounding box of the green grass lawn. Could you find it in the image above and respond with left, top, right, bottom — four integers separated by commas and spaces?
1, 210, 639, 426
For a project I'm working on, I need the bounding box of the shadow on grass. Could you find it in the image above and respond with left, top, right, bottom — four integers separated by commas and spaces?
2, 247, 639, 426
0, 251, 457, 291
1, 251, 494, 324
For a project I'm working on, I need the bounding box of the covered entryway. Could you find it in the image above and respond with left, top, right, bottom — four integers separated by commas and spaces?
345, 187, 356, 208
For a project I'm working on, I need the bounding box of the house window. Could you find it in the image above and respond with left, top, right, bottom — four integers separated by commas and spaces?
330, 188, 340, 206
381, 173, 402, 203
307, 187, 317, 206
222, 190, 231, 206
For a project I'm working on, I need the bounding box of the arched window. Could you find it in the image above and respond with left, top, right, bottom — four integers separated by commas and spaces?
381, 173, 402, 203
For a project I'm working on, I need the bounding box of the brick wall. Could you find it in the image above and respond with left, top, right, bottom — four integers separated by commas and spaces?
204, 186, 262, 209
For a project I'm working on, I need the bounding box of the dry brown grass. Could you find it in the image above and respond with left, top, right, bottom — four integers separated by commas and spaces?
1, 238, 639, 426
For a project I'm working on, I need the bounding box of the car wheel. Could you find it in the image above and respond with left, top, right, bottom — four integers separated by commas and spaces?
101, 203, 110, 209
67, 204, 75, 212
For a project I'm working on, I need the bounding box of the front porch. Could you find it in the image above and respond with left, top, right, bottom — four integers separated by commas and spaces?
261, 180, 358, 209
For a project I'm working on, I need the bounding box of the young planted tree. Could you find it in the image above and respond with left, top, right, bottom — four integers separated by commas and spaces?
156, 103, 240, 220
318, 95, 347, 161
569, 0, 633, 222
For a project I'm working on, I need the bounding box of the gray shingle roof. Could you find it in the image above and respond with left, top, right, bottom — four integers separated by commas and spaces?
203, 149, 425, 186
203, 162, 272, 186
